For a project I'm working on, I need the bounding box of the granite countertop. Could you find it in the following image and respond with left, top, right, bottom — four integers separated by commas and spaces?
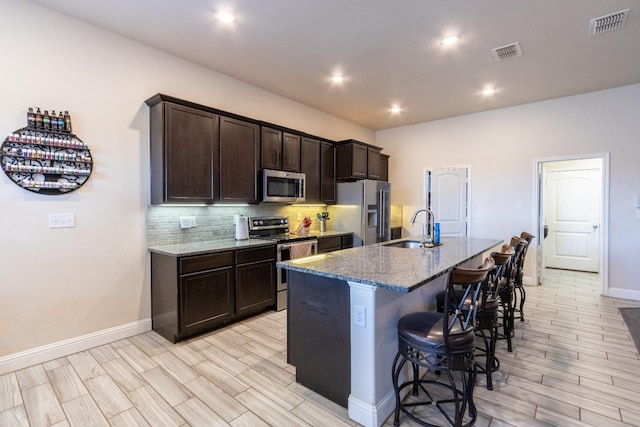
278, 236, 502, 292
148, 238, 275, 256
290, 230, 353, 238
148, 231, 354, 257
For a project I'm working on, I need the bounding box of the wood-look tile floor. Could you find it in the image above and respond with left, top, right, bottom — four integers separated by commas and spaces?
2, 268, 640, 426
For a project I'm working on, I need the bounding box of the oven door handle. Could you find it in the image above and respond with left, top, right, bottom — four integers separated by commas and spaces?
278, 244, 292, 253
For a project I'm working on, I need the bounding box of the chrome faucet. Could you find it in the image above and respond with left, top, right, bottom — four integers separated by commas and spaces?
410, 208, 435, 246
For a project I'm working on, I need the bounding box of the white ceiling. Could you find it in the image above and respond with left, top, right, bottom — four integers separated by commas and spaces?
29, 0, 640, 130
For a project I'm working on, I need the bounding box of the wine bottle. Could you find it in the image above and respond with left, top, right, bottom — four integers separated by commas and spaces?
64, 111, 72, 133
27, 107, 36, 129
35, 108, 43, 129
58, 111, 65, 131
50, 110, 58, 131
43, 110, 51, 131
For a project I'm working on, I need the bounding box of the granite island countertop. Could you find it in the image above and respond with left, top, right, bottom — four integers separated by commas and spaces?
278, 236, 502, 292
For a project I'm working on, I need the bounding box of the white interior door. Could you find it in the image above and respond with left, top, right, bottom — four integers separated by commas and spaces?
544, 168, 601, 272
430, 167, 469, 238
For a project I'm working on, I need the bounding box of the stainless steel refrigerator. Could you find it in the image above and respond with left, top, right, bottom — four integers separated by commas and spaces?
328, 180, 391, 246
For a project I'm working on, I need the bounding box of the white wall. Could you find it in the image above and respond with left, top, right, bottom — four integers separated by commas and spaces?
0, 0, 373, 361
376, 84, 640, 296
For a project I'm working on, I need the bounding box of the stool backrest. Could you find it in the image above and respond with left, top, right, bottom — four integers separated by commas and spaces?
509, 237, 528, 286
488, 245, 515, 297
519, 231, 535, 264
444, 257, 495, 350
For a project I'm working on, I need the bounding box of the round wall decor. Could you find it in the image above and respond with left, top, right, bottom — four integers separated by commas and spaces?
1, 127, 93, 194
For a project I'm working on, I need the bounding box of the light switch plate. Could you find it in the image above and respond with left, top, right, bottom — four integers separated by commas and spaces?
49, 213, 75, 228
180, 216, 197, 229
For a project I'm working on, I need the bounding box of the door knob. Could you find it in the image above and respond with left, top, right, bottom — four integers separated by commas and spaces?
593, 225, 599, 229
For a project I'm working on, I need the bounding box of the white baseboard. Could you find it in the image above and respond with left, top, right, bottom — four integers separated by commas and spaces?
607, 287, 640, 302
348, 389, 396, 427
0, 318, 152, 375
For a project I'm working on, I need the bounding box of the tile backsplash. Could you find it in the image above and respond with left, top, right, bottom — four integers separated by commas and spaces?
147, 205, 329, 247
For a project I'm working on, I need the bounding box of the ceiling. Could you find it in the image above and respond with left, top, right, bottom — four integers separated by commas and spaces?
29, 0, 640, 130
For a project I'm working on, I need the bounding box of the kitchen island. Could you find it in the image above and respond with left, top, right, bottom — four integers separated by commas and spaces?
278, 236, 502, 427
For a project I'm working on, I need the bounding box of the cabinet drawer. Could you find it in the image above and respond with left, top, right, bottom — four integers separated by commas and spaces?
180, 252, 233, 274
236, 246, 276, 264
341, 234, 354, 248
318, 236, 342, 253
391, 227, 402, 240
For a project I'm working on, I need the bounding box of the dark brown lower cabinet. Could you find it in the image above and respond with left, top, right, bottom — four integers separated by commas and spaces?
287, 270, 350, 407
317, 234, 354, 254
391, 226, 402, 240
236, 246, 276, 316
151, 245, 275, 343
180, 266, 234, 334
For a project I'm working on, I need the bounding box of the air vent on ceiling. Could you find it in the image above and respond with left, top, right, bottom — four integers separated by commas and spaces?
491, 42, 523, 62
589, 9, 630, 36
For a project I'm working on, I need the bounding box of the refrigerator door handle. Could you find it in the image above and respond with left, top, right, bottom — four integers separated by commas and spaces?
378, 189, 385, 238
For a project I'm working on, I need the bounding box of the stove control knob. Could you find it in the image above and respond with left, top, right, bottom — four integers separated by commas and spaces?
258, 220, 264, 225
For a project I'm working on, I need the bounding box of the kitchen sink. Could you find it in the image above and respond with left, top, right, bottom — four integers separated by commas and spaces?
383, 240, 424, 249
383, 240, 443, 249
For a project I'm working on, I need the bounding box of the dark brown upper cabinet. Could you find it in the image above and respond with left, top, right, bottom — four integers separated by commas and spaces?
320, 141, 336, 203
261, 126, 301, 172
367, 147, 382, 180
148, 101, 220, 204
260, 127, 282, 170
220, 117, 260, 203
336, 140, 384, 181
282, 132, 301, 172
146, 94, 339, 205
380, 154, 389, 182
301, 137, 321, 202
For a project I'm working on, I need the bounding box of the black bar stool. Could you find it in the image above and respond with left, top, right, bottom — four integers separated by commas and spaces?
391, 257, 495, 427
493, 245, 516, 352
512, 232, 535, 322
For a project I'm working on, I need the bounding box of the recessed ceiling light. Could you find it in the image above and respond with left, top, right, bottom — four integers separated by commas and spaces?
440, 35, 460, 46
390, 105, 402, 114
482, 87, 496, 96
331, 74, 345, 84
215, 10, 236, 24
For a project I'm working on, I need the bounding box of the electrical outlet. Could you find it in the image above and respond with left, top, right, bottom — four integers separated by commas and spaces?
49, 213, 75, 229
353, 305, 366, 327
296, 212, 302, 220
180, 216, 197, 229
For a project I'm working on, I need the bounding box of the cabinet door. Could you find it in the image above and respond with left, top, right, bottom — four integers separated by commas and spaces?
180, 267, 234, 335
156, 103, 219, 204
236, 260, 275, 316
367, 147, 381, 180
282, 133, 301, 172
220, 117, 260, 203
301, 137, 321, 202
341, 233, 354, 249
320, 141, 336, 204
380, 154, 389, 182
352, 144, 368, 178
261, 127, 282, 170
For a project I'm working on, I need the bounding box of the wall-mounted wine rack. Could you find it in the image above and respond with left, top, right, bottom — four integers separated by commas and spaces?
1, 127, 93, 195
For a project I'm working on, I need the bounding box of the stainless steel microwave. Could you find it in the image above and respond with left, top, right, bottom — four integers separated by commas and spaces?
261, 169, 306, 203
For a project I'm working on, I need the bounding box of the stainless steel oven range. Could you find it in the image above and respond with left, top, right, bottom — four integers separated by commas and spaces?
249, 216, 317, 311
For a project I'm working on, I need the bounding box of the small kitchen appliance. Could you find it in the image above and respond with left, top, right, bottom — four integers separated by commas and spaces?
261, 169, 306, 203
